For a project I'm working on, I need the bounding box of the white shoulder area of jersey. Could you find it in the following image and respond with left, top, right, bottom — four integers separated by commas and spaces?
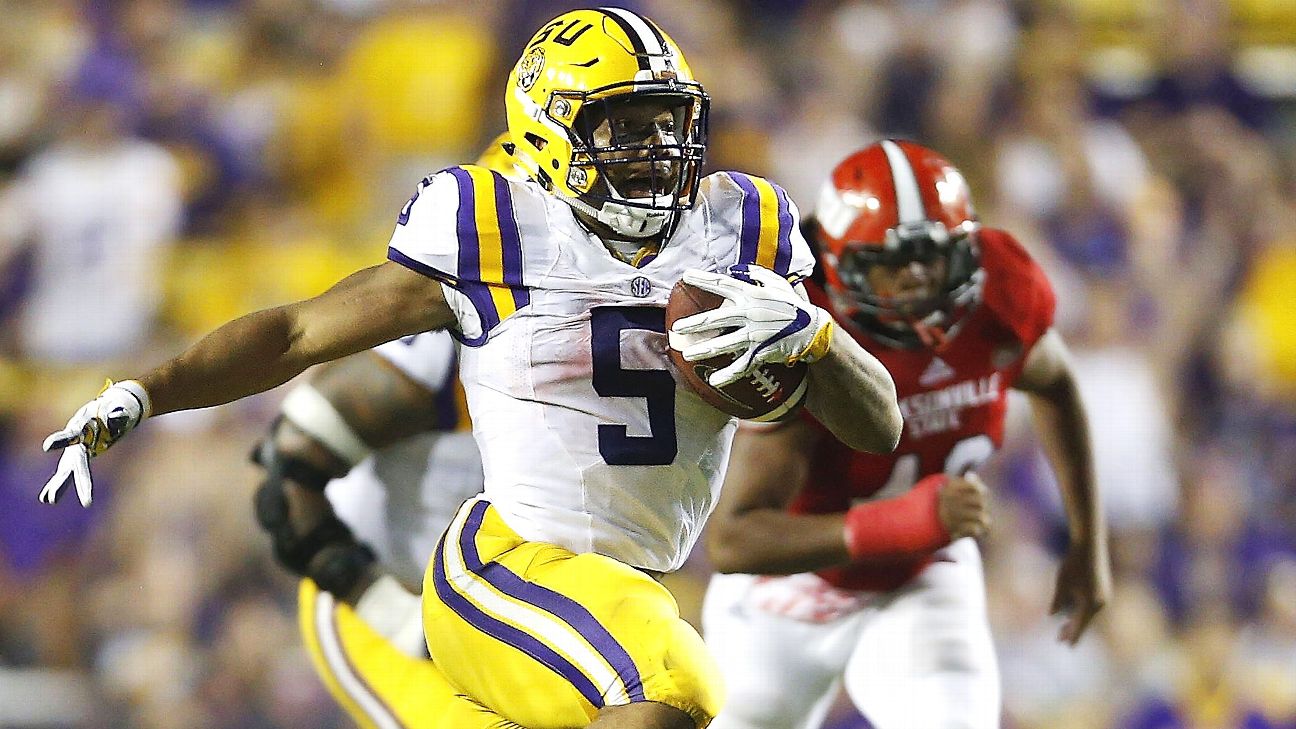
385, 165, 548, 347
371, 330, 458, 394
694, 170, 815, 281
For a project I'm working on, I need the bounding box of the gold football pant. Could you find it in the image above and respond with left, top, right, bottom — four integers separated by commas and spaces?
298, 578, 523, 728
423, 498, 723, 728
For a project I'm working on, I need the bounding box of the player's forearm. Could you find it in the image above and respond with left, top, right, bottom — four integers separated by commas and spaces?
806, 328, 902, 454
707, 509, 852, 574
310, 354, 442, 449
141, 305, 324, 416
1028, 374, 1104, 546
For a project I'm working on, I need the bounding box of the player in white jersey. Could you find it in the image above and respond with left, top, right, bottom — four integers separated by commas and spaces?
39, 10, 902, 729
0, 90, 182, 363
254, 139, 520, 729
251, 331, 488, 728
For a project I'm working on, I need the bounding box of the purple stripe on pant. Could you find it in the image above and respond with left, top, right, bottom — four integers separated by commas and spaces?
431, 525, 606, 708
459, 501, 648, 703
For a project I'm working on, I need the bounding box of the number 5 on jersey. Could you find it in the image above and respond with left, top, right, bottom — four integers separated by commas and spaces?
591, 307, 677, 466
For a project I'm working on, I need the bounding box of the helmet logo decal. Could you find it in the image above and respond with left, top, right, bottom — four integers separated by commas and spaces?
517, 47, 545, 91
531, 18, 594, 47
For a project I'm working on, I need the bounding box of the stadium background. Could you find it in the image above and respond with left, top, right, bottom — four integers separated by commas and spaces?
1, 0, 1294, 727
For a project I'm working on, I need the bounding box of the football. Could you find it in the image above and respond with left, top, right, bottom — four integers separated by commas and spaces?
665, 280, 809, 422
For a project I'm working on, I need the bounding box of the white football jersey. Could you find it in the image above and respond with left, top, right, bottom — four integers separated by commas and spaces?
387, 164, 814, 571
325, 331, 484, 585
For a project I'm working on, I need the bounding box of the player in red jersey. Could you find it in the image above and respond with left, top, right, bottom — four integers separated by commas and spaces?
701, 140, 1111, 729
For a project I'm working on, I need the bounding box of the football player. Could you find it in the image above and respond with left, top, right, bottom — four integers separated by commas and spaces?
38, 10, 902, 729
253, 136, 525, 729
701, 141, 1112, 729
254, 330, 497, 728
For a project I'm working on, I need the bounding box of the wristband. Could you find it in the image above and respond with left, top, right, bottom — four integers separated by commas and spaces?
794, 317, 834, 363
842, 474, 951, 562
112, 379, 153, 420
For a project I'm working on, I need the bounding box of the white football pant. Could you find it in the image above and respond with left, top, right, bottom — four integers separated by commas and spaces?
703, 538, 999, 729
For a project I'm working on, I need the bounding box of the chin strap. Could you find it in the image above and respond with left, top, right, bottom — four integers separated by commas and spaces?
558, 191, 670, 240
561, 195, 666, 267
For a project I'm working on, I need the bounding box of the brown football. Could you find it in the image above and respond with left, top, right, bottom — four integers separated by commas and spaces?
665, 279, 809, 422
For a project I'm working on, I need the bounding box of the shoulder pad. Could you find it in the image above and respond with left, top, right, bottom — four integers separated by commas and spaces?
704, 171, 815, 280
387, 165, 532, 345
978, 228, 1056, 347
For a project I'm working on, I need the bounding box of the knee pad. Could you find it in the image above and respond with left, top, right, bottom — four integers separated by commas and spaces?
252, 432, 375, 596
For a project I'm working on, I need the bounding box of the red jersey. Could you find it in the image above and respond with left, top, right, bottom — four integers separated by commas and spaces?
794, 229, 1056, 591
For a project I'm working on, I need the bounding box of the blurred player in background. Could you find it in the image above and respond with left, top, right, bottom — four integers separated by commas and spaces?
253, 329, 491, 728
702, 141, 1112, 729
0, 66, 182, 364
40, 10, 902, 729
250, 135, 521, 729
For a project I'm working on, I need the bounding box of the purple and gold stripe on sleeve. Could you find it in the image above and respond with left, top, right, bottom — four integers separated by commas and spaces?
447, 166, 530, 323
431, 500, 647, 711
728, 171, 795, 276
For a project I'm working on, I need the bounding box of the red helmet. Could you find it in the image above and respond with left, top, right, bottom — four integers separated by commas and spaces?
813, 140, 984, 349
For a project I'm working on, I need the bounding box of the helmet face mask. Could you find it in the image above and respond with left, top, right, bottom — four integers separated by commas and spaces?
816, 140, 984, 349
568, 89, 708, 237
505, 10, 710, 242
574, 93, 701, 201
830, 226, 983, 348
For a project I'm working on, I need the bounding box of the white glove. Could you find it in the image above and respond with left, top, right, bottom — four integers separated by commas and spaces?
39, 379, 150, 507
668, 264, 835, 388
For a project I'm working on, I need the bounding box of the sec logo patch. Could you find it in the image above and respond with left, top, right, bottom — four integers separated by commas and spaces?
630, 276, 652, 298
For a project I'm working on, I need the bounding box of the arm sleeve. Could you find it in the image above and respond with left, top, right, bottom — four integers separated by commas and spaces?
723, 172, 817, 283
386, 166, 530, 346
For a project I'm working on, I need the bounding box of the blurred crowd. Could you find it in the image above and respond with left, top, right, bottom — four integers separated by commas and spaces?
1, 0, 1294, 728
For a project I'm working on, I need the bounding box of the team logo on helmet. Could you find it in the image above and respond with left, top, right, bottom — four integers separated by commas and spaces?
517, 47, 545, 91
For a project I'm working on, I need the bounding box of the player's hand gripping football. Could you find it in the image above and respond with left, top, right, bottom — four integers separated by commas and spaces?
39, 380, 150, 507
1051, 537, 1112, 645
937, 472, 991, 541
669, 264, 835, 388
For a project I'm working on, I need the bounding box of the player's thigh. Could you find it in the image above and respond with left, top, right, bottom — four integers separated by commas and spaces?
843, 539, 1000, 729
298, 579, 521, 729
702, 573, 858, 729
424, 498, 722, 729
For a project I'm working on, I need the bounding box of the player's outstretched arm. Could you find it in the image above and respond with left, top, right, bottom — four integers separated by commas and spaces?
40, 261, 453, 507
142, 261, 453, 416
1015, 328, 1111, 645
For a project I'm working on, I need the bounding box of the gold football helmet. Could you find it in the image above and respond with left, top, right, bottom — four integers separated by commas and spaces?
505, 8, 709, 240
